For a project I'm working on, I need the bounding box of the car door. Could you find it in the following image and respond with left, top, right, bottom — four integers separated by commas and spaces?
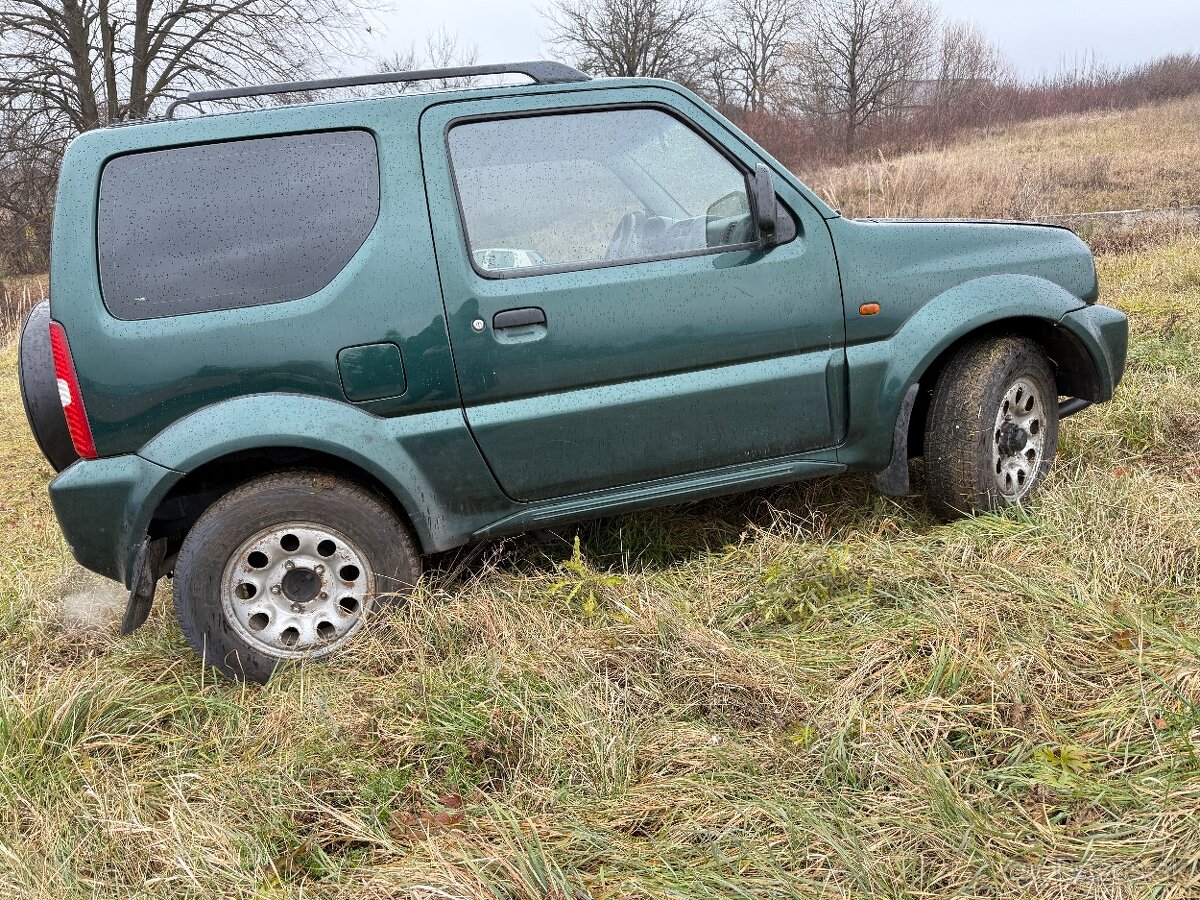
421, 87, 846, 502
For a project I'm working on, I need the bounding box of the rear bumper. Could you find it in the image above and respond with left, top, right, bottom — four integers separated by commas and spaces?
1059, 303, 1129, 401
48, 454, 182, 587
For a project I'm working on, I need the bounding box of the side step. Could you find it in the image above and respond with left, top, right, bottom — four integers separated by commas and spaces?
474, 455, 845, 540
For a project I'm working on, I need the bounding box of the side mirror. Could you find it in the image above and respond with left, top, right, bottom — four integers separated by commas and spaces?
748, 162, 780, 247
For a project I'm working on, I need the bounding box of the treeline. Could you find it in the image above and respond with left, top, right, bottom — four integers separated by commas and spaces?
0, 0, 374, 276
757, 51, 1200, 174
547, 0, 1200, 171
547, 0, 1005, 156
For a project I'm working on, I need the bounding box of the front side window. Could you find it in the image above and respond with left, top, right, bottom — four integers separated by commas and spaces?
98, 130, 379, 320
447, 108, 756, 275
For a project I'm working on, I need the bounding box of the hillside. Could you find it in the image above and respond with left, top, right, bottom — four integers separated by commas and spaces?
807, 94, 1200, 226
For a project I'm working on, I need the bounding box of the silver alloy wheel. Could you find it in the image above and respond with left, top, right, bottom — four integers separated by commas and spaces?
220, 522, 374, 659
992, 377, 1047, 501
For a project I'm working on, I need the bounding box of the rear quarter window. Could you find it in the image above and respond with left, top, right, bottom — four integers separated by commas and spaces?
97, 130, 379, 320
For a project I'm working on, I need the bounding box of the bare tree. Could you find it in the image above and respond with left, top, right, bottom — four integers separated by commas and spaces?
546, 0, 711, 83
795, 0, 937, 154
715, 0, 804, 113
422, 26, 479, 71
931, 19, 1007, 123
0, 0, 373, 272
377, 27, 480, 90
377, 45, 420, 75
0, 106, 64, 272
0, 0, 374, 130
700, 48, 738, 111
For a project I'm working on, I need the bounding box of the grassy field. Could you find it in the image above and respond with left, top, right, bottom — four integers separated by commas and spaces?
810, 94, 1200, 253
1, 119, 1199, 897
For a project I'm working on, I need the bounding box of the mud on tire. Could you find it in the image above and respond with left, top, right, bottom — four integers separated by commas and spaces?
923, 336, 1059, 518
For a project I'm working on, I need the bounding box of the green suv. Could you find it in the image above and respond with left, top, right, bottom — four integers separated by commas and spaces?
19, 62, 1128, 681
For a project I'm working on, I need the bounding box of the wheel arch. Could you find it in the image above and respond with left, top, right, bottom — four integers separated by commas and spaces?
147, 445, 427, 566
904, 315, 1104, 458
135, 393, 513, 563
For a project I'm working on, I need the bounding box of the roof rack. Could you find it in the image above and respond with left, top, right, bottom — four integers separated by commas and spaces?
164, 61, 591, 119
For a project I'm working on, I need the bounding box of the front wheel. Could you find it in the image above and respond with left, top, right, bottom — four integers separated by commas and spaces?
923, 336, 1060, 518
173, 470, 421, 682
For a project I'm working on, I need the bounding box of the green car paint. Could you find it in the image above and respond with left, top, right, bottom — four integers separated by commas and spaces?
420, 88, 846, 501
48, 454, 182, 586
37, 76, 1127, 592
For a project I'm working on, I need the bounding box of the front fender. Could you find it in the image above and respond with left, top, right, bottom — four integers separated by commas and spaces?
138, 394, 511, 552
839, 274, 1122, 472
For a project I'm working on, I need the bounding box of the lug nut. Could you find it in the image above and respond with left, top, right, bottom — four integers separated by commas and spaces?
319, 592, 328, 601
284, 560, 295, 570
314, 565, 325, 575
270, 585, 281, 594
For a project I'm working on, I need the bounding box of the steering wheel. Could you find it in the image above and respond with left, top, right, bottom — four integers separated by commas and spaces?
605, 210, 648, 260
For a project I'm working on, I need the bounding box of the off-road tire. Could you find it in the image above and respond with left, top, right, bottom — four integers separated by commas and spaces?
173, 470, 420, 683
923, 336, 1059, 518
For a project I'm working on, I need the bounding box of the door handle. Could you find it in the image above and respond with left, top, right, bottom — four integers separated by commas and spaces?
493, 307, 546, 330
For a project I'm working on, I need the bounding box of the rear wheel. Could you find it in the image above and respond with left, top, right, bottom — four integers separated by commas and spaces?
923, 336, 1059, 518
173, 471, 420, 682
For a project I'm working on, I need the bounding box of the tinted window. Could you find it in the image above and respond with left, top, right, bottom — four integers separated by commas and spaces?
98, 130, 379, 320
448, 109, 755, 275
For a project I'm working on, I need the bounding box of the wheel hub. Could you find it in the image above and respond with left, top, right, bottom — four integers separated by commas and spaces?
220, 523, 374, 659
997, 422, 1029, 457
992, 377, 1046, 501
281, 566, 321, 604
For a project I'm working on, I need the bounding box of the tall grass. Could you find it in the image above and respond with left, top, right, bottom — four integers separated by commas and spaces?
0, 275, 47, 340
809, 94, 1200, 254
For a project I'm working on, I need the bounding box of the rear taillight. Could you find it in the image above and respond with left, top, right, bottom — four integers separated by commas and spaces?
48, 321, 97, 460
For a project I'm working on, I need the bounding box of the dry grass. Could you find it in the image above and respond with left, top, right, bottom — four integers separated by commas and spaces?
0, 274, 48, 339
809, 94, 1200, 251
0, 230, 1196, 896
2, 103, 1200, 896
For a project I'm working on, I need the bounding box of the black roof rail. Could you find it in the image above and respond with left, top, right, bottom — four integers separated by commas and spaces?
164, 61, 591, 119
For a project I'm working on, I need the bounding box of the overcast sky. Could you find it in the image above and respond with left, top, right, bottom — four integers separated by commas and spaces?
367, 0, 1200, 78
